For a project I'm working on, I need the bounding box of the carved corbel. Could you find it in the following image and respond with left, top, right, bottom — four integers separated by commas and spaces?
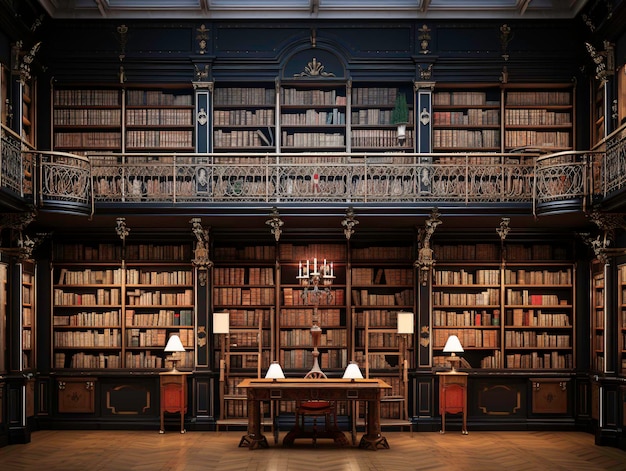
341, 207, 359, 241
190, 218, 212, 286
265, 207, 284, 242
415, 208, 442, 285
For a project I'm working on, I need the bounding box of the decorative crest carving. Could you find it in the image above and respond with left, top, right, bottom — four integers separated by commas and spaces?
294, 58, 335, 78
115, 217, 130, 241
418, 24, 431, 55
190, 218, 212, 286
497, 217, 510, 241
196, 24, 209, 54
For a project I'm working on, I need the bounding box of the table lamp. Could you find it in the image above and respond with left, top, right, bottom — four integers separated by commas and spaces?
265, 361, 285, 380
164, 334, 186, 373
342, 361, 364, 381
443, 334, 464, 372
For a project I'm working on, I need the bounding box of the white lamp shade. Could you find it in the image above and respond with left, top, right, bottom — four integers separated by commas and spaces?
164, 334, 185, 353
213, 311, 230, 334
443, 334, 464, 353
342, 361, 364, 379
397, 311, 414, 334
265, 361, 285, 379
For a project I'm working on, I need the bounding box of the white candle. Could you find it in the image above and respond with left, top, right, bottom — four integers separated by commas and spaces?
314, 258, 317, 273
306, 260, 309, 275
299, 261, 302, 277
331, 262, 334, 277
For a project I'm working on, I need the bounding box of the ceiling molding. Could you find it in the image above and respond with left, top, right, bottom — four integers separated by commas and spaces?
34, 0, 591, 20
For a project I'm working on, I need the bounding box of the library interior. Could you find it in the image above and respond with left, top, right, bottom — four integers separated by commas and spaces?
1, 0, 626, 464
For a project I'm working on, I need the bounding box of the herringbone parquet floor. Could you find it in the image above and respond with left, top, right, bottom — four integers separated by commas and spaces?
1, 429, 625, 471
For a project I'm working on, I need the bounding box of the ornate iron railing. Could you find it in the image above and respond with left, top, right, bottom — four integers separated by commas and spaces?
0, 125, 34, 199
85, 152, 539, 205
8, 123, 626, 212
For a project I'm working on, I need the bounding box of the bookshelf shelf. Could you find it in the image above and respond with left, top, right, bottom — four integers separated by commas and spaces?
432, 241, 575, 371
618, 264, 626, 376
51, 243, 194, 371
21, 263, 35, 371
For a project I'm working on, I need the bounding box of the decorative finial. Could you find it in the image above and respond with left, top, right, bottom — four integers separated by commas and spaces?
415, 208, 442, 286
115, 217, 129, 241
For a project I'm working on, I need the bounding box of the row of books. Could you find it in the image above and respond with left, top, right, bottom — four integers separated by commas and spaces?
57, 268, 123, 285
351, 129, 414, 147
433, 309, 500, 327
352, 246, 412, 260
504, 268, 572, 285
126, 130, 193, 148
433, 109, 500, 126
505, 130, 570, 148
354, 309, 400, 328
432, 289, 500, 307
126, 328, 193, 347
54, 243, 123, 261
281, 108, 346, 125
505, 91, 571, 106
505, 352, 573, 369
434, 91, 494, 106
505, 109, 571, 126
55, 352, 122, 369
213, 129, 272, 147
434, 268, 500, 286
352, 289, 413, 307
351, 109, 406, 125
433, 328, 500, 348
505, 331, 571, 348
350, 87, 399, 105
351, 268, 413, 286
433, 129, 500, 148
214, 287, 275, 305
125, 309, 193, 326
506, 309, 570, 327
126, 289, 194, 306
126, 108, 192, 126
54, 131, 121, 148
126, 90, 192, 106
279, 328, 347, 347
213, 267, 275, 285
53, 108, 121, 126
433, 243, 500, 261
213, 108, 275, 126
214, 87, 276, 106
214, 245, 276, 260
54, 89, 120, 106
228, 309, 272, 328
126, 269, 192, 285
280, 88, 346, 106
54, 328, 121, 347
280, 308, 342, 327
355, 331, 401, 348
281, 131, 345, 147
505, 290, 565, 306
54, 310, 120, 327
54, 288, 121, 306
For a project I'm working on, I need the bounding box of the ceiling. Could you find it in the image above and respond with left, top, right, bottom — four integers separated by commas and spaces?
36, 0, 591, 20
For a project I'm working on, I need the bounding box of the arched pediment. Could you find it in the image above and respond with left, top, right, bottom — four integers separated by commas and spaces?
281, 48, 346, 81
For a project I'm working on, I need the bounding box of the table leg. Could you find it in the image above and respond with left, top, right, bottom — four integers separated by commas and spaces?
358, 398, 388, 450
240, 397, 269, 449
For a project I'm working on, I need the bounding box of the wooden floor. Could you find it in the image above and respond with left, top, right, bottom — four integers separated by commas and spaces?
1, 429, 626, 471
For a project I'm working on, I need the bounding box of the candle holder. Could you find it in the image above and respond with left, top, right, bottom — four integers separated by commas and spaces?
297, 258, 335, 378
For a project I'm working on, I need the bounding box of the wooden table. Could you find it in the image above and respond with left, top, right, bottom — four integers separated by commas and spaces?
159, 371, 190, 434
237, 378, 392, 450
437, 371, 468, 435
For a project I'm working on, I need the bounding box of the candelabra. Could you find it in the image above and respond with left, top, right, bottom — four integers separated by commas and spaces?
297, 258, 335, 378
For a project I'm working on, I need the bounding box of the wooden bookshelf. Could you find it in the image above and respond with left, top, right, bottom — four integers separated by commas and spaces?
591, 79, 606, 147
21, 77, 35, 145
212, 85, 277, 152
279, 83, 347, 151
125, 88, 194, 151
21, 262, 35, 371
618, 264, 626, 376
591, 260, 605, 373
503, 83, 574, 152
51, 242, 194, 370
432, 84, 501, 152
350, 84, 414, 151
52, 85, 194, 154
52, 88, 122, 153
278, 243, 348, 375
0, 64, 8, 128
432, 241, 575, 371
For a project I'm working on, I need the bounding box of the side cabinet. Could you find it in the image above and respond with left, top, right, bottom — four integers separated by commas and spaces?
531, 378, 569, 414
